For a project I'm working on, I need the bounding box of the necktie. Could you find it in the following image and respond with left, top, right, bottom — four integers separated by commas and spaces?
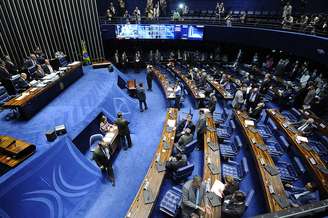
195, 188, 200, 205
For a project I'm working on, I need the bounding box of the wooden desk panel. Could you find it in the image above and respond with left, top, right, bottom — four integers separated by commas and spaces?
235, 110, 288, 212
207, 79, 233, 100
203, 113, 222, 218
127, 80, 137, 90
3, 62, 83, 119
151, 66, 176, 100
126, 108, 178, 218
4, 62, 82, 107
267, 109, 328, 195
0, 136, 36, 168
167, 64, 205, 100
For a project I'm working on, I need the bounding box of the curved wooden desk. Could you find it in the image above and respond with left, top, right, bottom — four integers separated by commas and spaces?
235, 110, 289, 212
126, 108, 178, 218
267, 109, 328, 195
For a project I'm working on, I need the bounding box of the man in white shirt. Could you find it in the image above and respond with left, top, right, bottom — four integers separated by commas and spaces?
174, 81, 182, 109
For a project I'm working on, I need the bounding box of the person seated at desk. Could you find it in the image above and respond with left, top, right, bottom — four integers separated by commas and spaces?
222, 191, 246, 218
223, 175, 240, 196
232, 84, 246, 110
220, 73, 228, 86
208, 92, 217, 114
176, 114, 195, 141
284, 182, 319, 207
16, 73, 30, 92
99, 115, 111, 134
249, 102, 265, 120
292, 118, 315, 135
174, 128, 193, 153
181, 176, 212, 218
260, 73, 272, 94
35, 64, 45, 79
42, 59, 54, 74
92, 141, 115, 186
165, 152, 187, 172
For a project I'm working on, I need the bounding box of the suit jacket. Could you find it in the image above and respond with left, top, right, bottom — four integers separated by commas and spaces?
17, 78, 30, 92
177, 134, 193, 148
137, 87, 146, 101
166, 154, 187, 171
146, 71, 154, 81
114, 118, 130, 136
92, 146, 111, 167
196, 115, 206, 135
0, 66, 11, 81
177, 119, 195, 135
222, 195, 246, 218
208, 96, 217, 113
181, 180, 208, 216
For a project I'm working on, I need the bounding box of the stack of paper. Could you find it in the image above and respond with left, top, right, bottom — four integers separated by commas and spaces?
211, 179, 225, 198
245, 120, 255, 127
167, 119, 176, 128
296, 135, 308, 143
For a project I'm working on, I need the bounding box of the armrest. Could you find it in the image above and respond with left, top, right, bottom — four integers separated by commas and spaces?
245, 189, 255, 207
242, 157, 249, 176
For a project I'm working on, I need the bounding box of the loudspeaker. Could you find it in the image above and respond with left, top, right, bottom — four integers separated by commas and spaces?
55, 124, 67, 135
46, 129, 57, 142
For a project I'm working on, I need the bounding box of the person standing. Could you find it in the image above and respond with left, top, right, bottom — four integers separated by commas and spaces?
232, 85, 245, 110
146, 65, 154, 91
208, 92, 217, 114
196, 110, 206, 149
92, 142, 115, 186
114, 112, 132, 150
174, 81, 182, 110
137, 83, 148, 112
0, 60, 16, 95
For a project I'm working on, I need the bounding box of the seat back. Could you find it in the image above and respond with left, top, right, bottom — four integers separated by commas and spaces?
278, 135, 290, 150
160, 187, 183, 217
172, 163, 194, 182
234, 135, 242, 149
183, 139, 197, 156
277, 161, 298, 182
293, 156, 306, 174
245, 189, 255, 207
291, 108, 302, 119
89, 134, 104, 151
222, 160, 241, 180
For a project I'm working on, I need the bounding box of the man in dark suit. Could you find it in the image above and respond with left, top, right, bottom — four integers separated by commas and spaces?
196, 110, 206, 149
146, 65, 154, 91
222, 191, 246, 218
176, 114, 195, 141
249, 102, 265, 120
223, 175, 240, 196
92, 142, 115, 186
137, 83, 148, 112
174, 128, 193, 154
181, 176, 212, 218
114, 112, 132, 150
166, 152, 187, 172
16, 73, 30, 93
42, 59, 54, 74
3, 55, 18, 75
208, 92, 217, 114
0, 60, 16, 95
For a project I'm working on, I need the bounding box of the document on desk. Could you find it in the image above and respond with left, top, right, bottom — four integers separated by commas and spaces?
167, 119, 176, 128
244, 120, 255, 127
211, 179, 225, 198
296, 135, 308, 143
103, 133, 115, 143
16, 93, 30, 100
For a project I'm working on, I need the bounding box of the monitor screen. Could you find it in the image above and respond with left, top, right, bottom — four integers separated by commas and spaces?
115, 24, 204, 40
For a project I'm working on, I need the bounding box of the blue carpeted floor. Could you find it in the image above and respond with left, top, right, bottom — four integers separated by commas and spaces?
0, 65, 318, 218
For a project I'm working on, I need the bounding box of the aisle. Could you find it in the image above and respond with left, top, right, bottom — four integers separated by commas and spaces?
69, 69, 168, 218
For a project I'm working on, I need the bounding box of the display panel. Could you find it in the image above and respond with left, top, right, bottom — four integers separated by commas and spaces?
115, 24, 204, 40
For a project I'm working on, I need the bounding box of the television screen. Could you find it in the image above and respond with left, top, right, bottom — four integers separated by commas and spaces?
116, 24, 204, 40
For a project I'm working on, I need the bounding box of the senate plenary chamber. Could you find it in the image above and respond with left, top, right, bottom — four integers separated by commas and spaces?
1, 0, 328, 217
